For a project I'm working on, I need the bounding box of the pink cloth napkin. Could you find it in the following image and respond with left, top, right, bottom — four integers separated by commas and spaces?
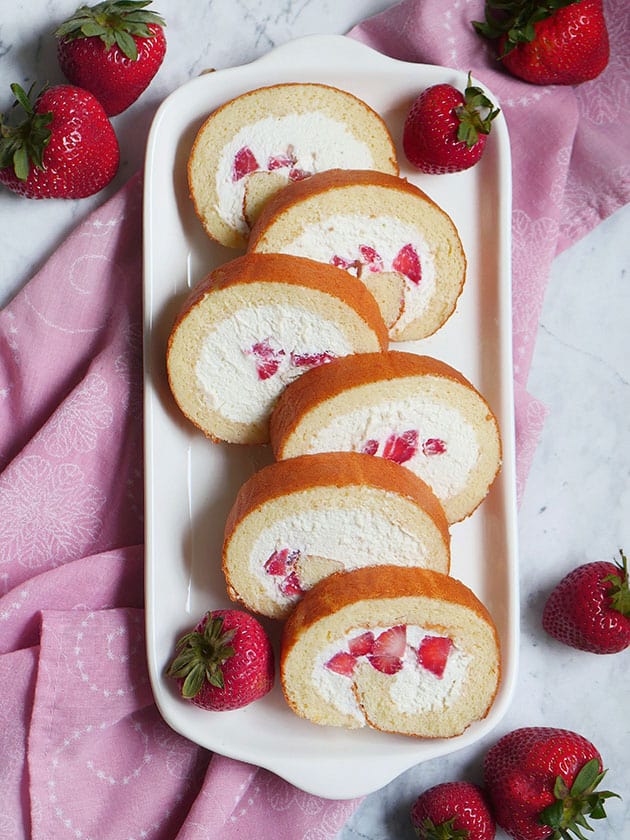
1, 1, 628, 836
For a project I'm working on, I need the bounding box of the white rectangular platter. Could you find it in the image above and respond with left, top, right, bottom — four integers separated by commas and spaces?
143, 33, 518, 800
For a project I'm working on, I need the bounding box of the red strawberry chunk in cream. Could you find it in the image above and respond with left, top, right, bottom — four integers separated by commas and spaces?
290, 350, 336, 369
264, 548, 303, 597
232, 145, 259, 181
368, 625, 406, 674
423, 437, 447, 456
246, 338, 286, 380
361, 439, 379, 456
325, 651, 358, 677
268, 152, 296, 170
358, 244, 384, 273
417, 635, 454, 678
393, 243, 422, 284
382, 430, 419, 464
348, 631, 375, 657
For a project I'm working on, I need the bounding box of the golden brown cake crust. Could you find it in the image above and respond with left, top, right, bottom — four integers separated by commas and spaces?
248, 168, 443, 250
281, 565, 498, 666
223, 451, 450, 546
269, 351, 491, 457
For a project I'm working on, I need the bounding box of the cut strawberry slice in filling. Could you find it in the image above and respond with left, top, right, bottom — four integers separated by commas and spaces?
423, 437, 447, 456
392, 243, 422, 285
232, 145, 259, 181
382, 430, 419, 464
368, 626, 406, 674
289, 167, 310, 181
325, 651, 358, 677
279, 571, 303, 597
358, 244, 384, 273
348, 631, 375, 657
290, 351, 336, 369
264, 548, 292, 576
245, 338, 286, 380
361, 439, 379, 456
417, 635, 454, 679
268, 152, 296, 170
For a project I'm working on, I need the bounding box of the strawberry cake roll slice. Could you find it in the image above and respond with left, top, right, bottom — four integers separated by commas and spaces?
248, 169, 466, 341
188, 83, 398, 249
222, 452, 451, 619
280, 565, 501, 737
270, 351, 501, 523
166, 254, 388, 445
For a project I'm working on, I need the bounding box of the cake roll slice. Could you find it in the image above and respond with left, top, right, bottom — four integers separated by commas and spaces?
270, 351, 501, 523
166, 254, 388, 445
248, 169, 466, 341
281, 566, 501, 738
188, 83, 399, 249
222, 452, 451, 619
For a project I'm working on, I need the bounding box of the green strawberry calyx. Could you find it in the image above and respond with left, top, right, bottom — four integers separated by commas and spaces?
538, 758, 620, 840
166, 613, 236, 698
603, 549, 630, 617
455, 72, 500, 148
0, 83, 52, 181
415, 815, 469, 839
472, 0, 580, 56
54, 0, 166, 61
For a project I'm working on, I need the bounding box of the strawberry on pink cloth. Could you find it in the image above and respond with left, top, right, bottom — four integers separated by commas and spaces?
1, 1, 629, 837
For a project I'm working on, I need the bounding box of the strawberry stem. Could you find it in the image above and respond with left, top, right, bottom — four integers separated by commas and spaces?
166, 613, 236, 698
0, 83, 52, 180
603, 549, 630, 616
54, 0, 166, 61
455, 72, 500, 148
472, 0, 581, 56
538, 758, 620, 840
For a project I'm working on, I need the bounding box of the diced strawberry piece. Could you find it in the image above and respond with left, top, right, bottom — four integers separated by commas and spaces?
325, 651, 357, 677
361, 439, 380, 456
423, 437, 447, 456
373, 625, 407, 658
246, 338, 286, 380
279, 571, 303, 597
393, 243, 422, 285
268, 153, 295, 170
348, 631, 375, 657
290, 351, 336, 368
264, 548, 290, 576
368, 654, 403, 675
289, 167, 310, 181
232, 145, 259, 181
382, 430, 419, 464
417, 635, 454, 678
330, 255, 353, 270
358, 244, 384, 273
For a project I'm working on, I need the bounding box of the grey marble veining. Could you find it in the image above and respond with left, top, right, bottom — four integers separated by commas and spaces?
1, 2, 628, 838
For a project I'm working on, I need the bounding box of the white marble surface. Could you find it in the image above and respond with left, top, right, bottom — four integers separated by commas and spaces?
1, 1, 628, 837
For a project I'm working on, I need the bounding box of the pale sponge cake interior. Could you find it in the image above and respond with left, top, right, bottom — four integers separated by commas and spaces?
188, 83, 399, 248
248, 169, 466, 341
222, 451, 451, 619
270, 351, 502, 523
166, 254, 388, 445
280, 565, 501, 738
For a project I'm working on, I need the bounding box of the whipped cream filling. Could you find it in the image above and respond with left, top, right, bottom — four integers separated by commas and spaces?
251, 507, 427, 604
313, 625, 471, 724
305, 397, 480, 500
277, 214, 437, 328
215, 113, 376, 235
195, 304, 353, 424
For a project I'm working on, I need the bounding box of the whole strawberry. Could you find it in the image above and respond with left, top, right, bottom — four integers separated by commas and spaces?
411, 781, 496, 840
542, 549, 630, 654
55, 0, 167, 116
0, 82, 119, 199
484, 727, 619, 840
166, 609, 274, 711
473, 0, 609, 86
402, 73, 500, 175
